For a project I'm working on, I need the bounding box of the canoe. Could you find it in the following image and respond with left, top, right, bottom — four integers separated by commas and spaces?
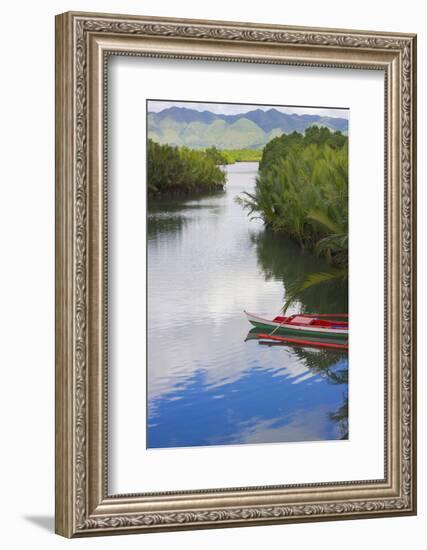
244, 311, 348, 340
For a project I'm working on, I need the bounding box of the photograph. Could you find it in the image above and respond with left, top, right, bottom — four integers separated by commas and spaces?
147, 99, 349, 449
53, 9, 416, 538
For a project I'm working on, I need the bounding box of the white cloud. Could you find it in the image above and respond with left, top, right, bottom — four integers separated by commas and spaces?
147, 99, 349, 120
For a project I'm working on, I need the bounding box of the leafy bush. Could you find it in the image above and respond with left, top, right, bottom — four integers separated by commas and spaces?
238, 127, 348, 254
147, 139, 226, 196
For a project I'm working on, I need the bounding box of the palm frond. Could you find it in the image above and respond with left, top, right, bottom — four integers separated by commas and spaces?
307, 209, 345, 235
282, 267, 348, 313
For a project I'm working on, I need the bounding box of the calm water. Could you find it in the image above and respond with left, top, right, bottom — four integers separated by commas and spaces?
147, 162, 348, 448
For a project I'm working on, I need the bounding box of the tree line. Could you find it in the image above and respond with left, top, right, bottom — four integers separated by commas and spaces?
213, 148, 263, 163
147, 139, 226, 196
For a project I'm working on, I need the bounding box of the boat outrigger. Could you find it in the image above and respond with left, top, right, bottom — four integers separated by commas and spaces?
244, 311, 348, 341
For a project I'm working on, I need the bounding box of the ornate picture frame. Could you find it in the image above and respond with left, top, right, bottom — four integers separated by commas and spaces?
55, 11, 416, 537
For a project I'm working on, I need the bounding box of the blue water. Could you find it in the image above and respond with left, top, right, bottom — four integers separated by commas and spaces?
147, 162, 348, 448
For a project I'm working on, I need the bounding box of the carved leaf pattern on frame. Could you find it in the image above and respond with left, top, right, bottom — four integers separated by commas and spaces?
71, 17, 414, 531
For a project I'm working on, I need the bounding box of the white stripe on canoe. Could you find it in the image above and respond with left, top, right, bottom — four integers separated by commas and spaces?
244, 311, 348, 335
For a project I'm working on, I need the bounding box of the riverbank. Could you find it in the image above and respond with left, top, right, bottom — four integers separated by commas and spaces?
147, 139, 226, 197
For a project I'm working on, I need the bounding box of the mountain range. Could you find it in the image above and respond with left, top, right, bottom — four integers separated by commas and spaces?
148, 106, 348, 149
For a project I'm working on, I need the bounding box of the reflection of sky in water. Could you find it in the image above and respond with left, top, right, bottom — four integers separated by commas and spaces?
148, 345, 348, 448
147, 163, 348, 449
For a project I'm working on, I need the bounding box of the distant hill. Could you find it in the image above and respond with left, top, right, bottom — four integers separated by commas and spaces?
148, 106, 348, 149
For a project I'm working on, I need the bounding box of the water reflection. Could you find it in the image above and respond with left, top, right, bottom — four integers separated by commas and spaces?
148, 193, 225, 239
251, 230, 348, 314
148, 338, 348, 448
147, 213, 188, 238
147, 162, 349, 449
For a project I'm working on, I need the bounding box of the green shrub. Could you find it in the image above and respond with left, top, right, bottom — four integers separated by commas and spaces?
147, 139, 226, 196
238, 127, 348, 253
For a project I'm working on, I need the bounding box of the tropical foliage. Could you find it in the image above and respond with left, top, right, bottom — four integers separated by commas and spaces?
147, 139, 226, 196
237, 126, 349, 311
239, 127, 348, 248
258, 126, 347, 172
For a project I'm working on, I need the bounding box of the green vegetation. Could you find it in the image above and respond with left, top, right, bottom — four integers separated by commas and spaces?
147, 139, 226, 196
239, 127, 348, 248
204, 147, 263, 164
237, 126, 348, 311
259, 126, 347, 172
251, 230, 348, 314
204, 147, 231, 165
221, 149, 263, 163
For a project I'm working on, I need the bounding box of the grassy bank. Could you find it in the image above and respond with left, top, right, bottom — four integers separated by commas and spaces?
147, 139, 226, 196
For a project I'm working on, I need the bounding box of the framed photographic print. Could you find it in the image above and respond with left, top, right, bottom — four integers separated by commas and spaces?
55, 11, 417, 537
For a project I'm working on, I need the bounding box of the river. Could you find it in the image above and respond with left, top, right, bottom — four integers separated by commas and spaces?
147, 162, 348, 448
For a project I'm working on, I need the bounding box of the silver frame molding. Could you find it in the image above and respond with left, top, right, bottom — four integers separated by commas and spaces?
55, 11, 417, 537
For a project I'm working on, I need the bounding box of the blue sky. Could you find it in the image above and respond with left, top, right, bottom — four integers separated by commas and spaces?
148, 100, 349, 119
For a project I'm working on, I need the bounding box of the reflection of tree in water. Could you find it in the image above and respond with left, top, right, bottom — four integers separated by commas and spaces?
290, 345, 349, 440
329, 394, 349, 440
291, 346, 349, 439
253, 335, 349, 439
147, 213, 188, 238
148, 189, 225, 214
148, 191, 225, 239
250, 229, 349, 438
251, 229, 348, 313
291, 346, 348, 384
